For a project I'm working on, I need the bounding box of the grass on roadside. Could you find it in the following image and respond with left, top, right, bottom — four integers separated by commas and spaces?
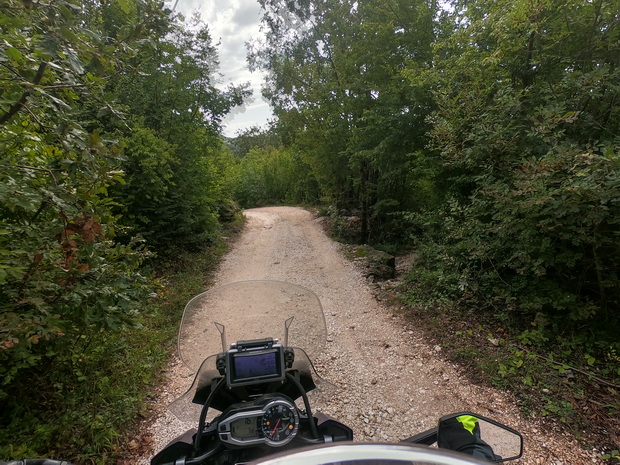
396, 270, 620, 464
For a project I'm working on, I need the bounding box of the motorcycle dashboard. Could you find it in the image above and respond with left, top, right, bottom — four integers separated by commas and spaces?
218, 397, 300, 448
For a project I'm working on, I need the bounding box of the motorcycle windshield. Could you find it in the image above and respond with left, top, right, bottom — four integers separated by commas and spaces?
178, 280, 327, 372
170, 281, 330, 421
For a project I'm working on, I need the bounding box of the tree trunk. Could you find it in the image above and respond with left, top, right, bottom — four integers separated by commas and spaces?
360, 160, 369, 244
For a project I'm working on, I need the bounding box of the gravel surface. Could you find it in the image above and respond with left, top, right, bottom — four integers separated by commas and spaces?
132, 206, 603, 465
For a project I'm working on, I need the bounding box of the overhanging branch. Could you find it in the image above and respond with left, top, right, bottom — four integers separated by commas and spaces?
0, 62, 48, 125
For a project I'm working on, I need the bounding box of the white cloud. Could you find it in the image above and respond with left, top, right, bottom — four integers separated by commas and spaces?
231, 1, 261, 28
222, 97, 272, 136
169, 0, 273, 137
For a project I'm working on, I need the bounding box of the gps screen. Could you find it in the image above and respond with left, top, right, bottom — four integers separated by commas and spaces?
233, 351, 278, 380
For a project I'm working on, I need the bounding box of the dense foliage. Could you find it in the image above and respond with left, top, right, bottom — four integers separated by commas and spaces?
106, 13, 249, 250
227, 124, 281, 158
250, 0, 437, 242
412, 0, 620, 360
234, 145, 320, 207
1, 0, 246, 460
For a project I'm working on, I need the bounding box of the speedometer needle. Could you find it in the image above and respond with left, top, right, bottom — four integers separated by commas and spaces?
270, 418, 281, 439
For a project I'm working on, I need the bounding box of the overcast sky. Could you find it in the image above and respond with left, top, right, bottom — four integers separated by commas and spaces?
169, 0, 273, 137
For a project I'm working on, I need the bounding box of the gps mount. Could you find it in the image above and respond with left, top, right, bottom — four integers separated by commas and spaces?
214, 318, 296, 388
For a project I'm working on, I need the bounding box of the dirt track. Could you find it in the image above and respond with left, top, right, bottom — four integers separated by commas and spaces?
134, 206, 602, 465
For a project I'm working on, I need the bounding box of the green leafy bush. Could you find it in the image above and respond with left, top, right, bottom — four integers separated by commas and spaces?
235, 146, 318, 207
0, 1, 248, 461
415, 0, 620, 353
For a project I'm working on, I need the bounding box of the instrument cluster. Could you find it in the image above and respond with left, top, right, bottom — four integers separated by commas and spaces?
218, 397, 300, 448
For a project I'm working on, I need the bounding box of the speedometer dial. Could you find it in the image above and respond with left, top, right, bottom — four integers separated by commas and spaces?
261, 400, 299, 446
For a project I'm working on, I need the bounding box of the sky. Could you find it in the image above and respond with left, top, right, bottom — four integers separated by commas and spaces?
169, 0, 274, 137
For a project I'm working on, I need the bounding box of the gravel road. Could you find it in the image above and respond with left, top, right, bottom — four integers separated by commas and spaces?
133, 206, 603, 465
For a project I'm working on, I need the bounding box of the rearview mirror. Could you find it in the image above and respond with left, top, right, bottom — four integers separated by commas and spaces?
437, 412, 523, 462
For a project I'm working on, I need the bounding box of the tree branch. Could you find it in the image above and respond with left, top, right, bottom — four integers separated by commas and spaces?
516, 344, 620, 390
0, 62, 48, 125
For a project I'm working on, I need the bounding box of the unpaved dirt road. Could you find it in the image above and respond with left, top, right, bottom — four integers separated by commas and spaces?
134, 206, 602, 465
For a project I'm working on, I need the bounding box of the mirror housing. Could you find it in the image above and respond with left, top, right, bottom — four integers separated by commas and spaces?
437, 412, 523, 462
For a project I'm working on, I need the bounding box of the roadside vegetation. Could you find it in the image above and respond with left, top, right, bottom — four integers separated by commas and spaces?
398, 270, 620, 460
1, 0, 245, 461
0, 240, 238, 463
